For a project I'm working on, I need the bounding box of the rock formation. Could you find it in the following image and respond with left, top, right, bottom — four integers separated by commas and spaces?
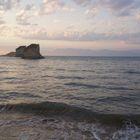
4, 52, 16, 57
16, 46, 26, 57
3, 44, 44, 59
22, 44, 44, 59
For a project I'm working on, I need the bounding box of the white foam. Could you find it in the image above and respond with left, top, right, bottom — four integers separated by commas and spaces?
112, 123, 140, 140
0, 116, 139, 140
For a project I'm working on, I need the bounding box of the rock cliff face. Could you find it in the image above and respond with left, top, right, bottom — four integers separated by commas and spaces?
22, 44, 44, 59
16, 46, 26, 57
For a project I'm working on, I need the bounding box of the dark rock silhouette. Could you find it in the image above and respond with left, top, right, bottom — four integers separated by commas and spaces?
3, 44, 44, 59
4, 52, 16, 57
16, 46, 26, 57
22, 44, 44, 59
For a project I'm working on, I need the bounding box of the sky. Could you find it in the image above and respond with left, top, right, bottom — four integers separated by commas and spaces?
0, 0, 140, 55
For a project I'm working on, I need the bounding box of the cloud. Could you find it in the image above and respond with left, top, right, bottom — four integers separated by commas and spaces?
0, 25, 12, 35
16, 9, 32, 25
25, 4, 33, 11
72, 0, 99, 17
73, 0, 92, 6
0, 17, 5, 24
80, 31, 140, 44
0, 19, 5, 24
39, 0, 65, 15
99, 0, 140, 16
124, 32, 140, 44
15, 27, 48, 39
136, 13, 140, 21
0, 0, 20, 11
16, 4, 38, 25
0, 0, 139, 47
15, 28, 79, 41
13, 25, 140, 45
73, 0, 140, 17
85, 7, 98, 17
0, 0, 20, 24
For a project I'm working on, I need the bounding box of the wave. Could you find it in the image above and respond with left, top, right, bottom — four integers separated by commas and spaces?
55, 69, 95, 73
125, 70, 140, 74
41, 75, 54, 78
55, 68, 80, 72
65, 82, 100, 88
8, 92, 41, 98
55, 68, 66, 71
0, 92, 41, 99
0, 101, 140, 126
56, 76, 85, 80
65, 82, 134, 90
97, 96, 136, 103
81, 70, 95, 72
42, 75, 85, 80
0, 70, 9, 73
4, 77, 20, 80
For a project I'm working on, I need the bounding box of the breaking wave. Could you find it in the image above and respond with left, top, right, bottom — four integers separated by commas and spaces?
0, 101, 140, 126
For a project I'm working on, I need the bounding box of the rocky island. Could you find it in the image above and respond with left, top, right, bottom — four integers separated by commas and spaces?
4, 44, 44, 59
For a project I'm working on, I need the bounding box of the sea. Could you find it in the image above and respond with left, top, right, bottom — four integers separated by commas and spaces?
0, 56, 140, 140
